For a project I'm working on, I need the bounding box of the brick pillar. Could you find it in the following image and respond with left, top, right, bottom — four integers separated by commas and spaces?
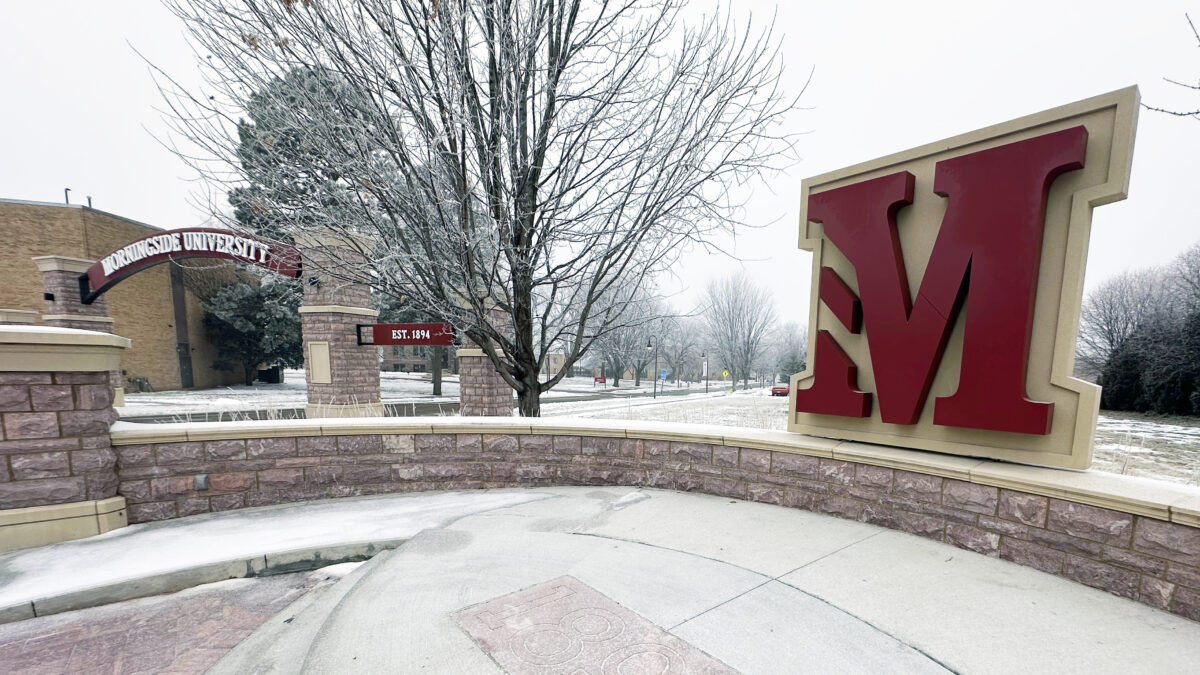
0, 325, 130, 552
458, 307, 514, 416
32, 256, 125, 406
0, 310, 38, 325
296, 238, 383, 418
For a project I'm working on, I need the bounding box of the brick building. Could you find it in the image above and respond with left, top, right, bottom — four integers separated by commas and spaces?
0, 198, 243, 392
380, 345, 454, 374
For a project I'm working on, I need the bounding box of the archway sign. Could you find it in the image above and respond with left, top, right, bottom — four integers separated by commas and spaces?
80, 227, 301, 303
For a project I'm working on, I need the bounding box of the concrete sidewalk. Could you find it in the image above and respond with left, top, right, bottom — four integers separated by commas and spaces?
213, 487, 1200, 674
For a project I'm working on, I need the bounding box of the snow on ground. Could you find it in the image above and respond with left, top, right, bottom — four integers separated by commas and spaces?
545, 387, 789, 429
0, 491, 548, 608
118, 369, 664, 416
1093, 414, 1200, 487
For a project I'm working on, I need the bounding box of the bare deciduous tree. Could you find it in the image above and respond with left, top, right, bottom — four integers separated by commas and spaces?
590, 293, 669, 388
662, 315, 701, 385
1144, 13, 1200, 120
770, 320, 807, 382
1077, 268, 1171, 377
155, 0, 801, 416
1171, 242, 1200, 310
701, 271, 777, 389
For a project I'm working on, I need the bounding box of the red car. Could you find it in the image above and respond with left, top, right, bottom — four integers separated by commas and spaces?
771, 384, 789, 396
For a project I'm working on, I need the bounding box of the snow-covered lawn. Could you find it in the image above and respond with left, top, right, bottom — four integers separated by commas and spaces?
0, 491, 548, 608
545, 386, 788, 429
1092, 414, 1200, 486
118, 369, 673, 417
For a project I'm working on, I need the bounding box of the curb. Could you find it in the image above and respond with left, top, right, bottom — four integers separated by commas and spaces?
207, 547, 397, 675
0, 538, 405, 624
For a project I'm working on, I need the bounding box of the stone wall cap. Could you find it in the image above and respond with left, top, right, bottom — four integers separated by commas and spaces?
0, 325, 129, 349
297, 305, 379, 318
318, 417, 433, 435
0, 501, 97, 528
835, 441, 986, 480
968, 460, 1200, 521
424, 420, 534, 435
1173, 494, 1200, 528
721, 428, 840, 457
0, 309, 39, 324
0, 324, 131, 345
292, 229, 375, 253
40, 315, 115, 324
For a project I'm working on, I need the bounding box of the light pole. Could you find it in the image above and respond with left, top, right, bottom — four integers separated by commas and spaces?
646, 338, 659, 399
702, 351, 709, 394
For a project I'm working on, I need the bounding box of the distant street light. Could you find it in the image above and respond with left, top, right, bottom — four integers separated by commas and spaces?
646, 338, 659, 399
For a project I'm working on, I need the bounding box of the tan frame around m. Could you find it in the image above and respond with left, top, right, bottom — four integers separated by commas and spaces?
789, 86, 1140, 470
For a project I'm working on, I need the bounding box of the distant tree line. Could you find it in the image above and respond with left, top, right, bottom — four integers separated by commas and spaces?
1080, 244, 1200, 415
587, 271, 805, 390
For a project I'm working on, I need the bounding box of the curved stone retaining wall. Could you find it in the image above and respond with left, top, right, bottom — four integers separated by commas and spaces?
109, 418, 1200, 623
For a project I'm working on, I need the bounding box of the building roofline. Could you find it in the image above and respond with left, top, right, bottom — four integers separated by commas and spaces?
0, 197, 165, 232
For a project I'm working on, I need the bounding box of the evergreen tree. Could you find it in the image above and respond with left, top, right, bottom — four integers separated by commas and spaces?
203, 68, 351, 384
1099, 340, 1148, 412
202, 279, 302, 385
228, 67, 370, 242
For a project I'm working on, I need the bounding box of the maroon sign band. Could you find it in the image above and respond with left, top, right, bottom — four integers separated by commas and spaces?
364, 323, 455, 346
81, 227, 301, 304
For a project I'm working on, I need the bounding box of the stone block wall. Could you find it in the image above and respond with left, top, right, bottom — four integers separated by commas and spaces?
34, 259, 124, 400
458, 355, 514, 415
297, 238, 381, 414
303, 272, 371, 308
0, 371, 118, 510
300, 311, 380, 406
110, 426, 1200, 623
459, 307, 514, 416
38, 268, 108, 320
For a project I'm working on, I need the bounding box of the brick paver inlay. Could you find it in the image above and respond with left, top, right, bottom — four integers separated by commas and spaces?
456, 576, 737, 674
0, 573, 320, 674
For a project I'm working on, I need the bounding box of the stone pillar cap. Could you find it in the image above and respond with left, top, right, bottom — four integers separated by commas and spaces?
32, 256, 95, 273
0, 325, 129, 372
450, 287, 501, 312
292, 229, 376, 253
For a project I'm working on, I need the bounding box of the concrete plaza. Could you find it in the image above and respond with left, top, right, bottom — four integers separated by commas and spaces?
3, 487, 1198, 673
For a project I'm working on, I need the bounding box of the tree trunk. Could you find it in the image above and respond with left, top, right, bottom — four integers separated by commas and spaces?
607, 360, 621, 387
518, 371, 541, 417
431, 346, 442, 396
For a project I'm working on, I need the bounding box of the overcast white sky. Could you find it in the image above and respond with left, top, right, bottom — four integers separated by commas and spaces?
2, 1, 1199, 325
